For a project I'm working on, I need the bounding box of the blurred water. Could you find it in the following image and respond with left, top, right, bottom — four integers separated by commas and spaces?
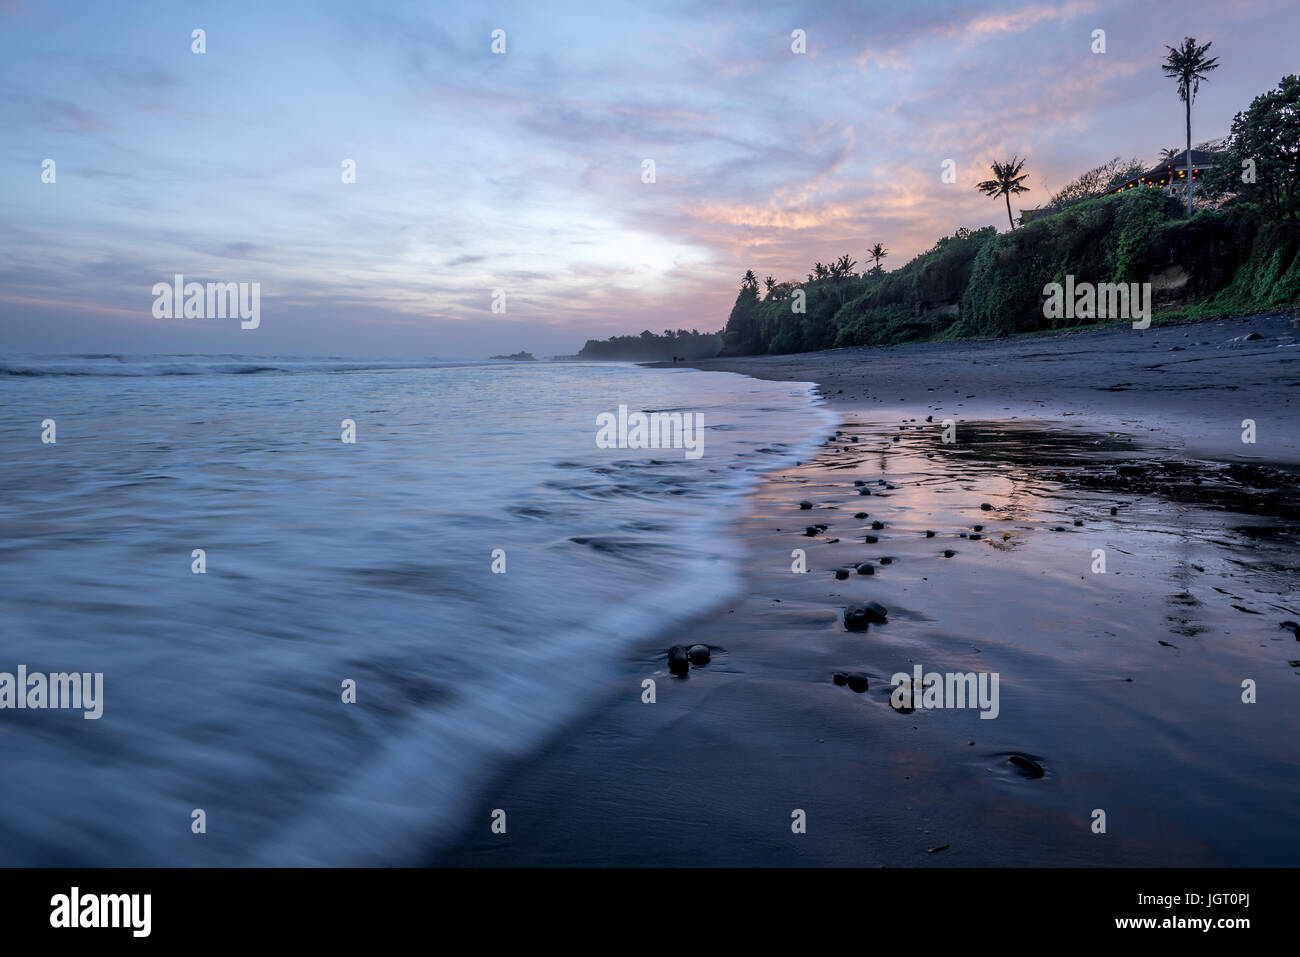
0, 356, 832, 864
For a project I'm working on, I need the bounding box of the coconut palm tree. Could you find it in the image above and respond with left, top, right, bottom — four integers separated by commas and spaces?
1161, 37, 1220, 216
764, 275, 776, 296
830, 254, 857, 279
868, 243, 888, 272
976, 157, 1031, 230
741, 269, 759, 291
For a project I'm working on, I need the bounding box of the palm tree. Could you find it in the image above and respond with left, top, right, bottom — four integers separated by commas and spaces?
741, 269, 759, 291
976, 157, 1031, 230
812, 262, 829, 280
764, 275, 776, 296
868, 243, 888, 272
1161, 37, 1220, 216
834, 253, 857, 277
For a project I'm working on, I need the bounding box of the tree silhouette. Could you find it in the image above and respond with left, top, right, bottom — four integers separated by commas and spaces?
868, 243, 888, 272
833, 254, 857, 278
1162, 37, 1220, 216
976, 157, 1031, 230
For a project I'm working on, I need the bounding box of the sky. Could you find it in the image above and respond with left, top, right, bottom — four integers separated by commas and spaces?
0, 0, 1295, 358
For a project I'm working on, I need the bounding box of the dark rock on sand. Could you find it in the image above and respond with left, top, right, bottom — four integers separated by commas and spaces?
864, 534, 879, 543
804, 526, 819, 536
925, 530, 936, 537
980, 503, 994, 511
1008, 754, 1045, 779
835, 568, 850, 580
859, 488, 871, 496
879, 556, 893, 564
854, 512, 869, 519
845, 604, 888, 630
846, 673, 869, 693
832, 672, 848, 685
844, 608, 870, 631
856, 562, 875, 575
854, 480, 867, 487
1073, 519, 1084, 526
871, 520, 884, 530
668, 645, 691, 674
799, 500, 813, 510
688, 644, 711, 664
972, 524, 983, 532
943, 549, 956, 557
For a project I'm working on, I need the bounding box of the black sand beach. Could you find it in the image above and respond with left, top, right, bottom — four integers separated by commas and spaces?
438, 314, 1300, 867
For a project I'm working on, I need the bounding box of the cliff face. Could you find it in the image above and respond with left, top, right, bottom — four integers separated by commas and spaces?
721, 193, 1299, 356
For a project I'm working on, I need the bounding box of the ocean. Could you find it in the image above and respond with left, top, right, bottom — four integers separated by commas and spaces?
0, 355, 834, 865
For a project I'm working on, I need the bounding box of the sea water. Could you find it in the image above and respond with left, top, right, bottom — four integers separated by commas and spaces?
0, 355, 832, 864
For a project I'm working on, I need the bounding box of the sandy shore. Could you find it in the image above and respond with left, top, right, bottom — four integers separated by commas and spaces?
438, 314, 1300, 866
656, 312, 1300, 464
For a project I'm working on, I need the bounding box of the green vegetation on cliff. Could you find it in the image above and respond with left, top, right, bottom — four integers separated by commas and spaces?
720, 74, 1299, 357
724, 188, 1297, 356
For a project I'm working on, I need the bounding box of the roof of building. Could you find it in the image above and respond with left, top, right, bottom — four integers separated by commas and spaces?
1114, 149, 1218, 192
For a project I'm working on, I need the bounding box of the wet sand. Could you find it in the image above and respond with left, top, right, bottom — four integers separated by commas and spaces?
438, 314, 1300, 866
657, 313, 1300, 464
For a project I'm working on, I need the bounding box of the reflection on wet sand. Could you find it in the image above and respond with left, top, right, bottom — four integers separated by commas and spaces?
442, 414, 1300, 866
766, 417, 1300, 863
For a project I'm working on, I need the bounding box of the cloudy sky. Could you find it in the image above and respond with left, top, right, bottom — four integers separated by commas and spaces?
0, 0, 1294, 357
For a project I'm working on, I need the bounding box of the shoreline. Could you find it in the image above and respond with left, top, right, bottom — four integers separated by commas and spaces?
437, 312, 1300, 866
647, 313, 1300, 464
